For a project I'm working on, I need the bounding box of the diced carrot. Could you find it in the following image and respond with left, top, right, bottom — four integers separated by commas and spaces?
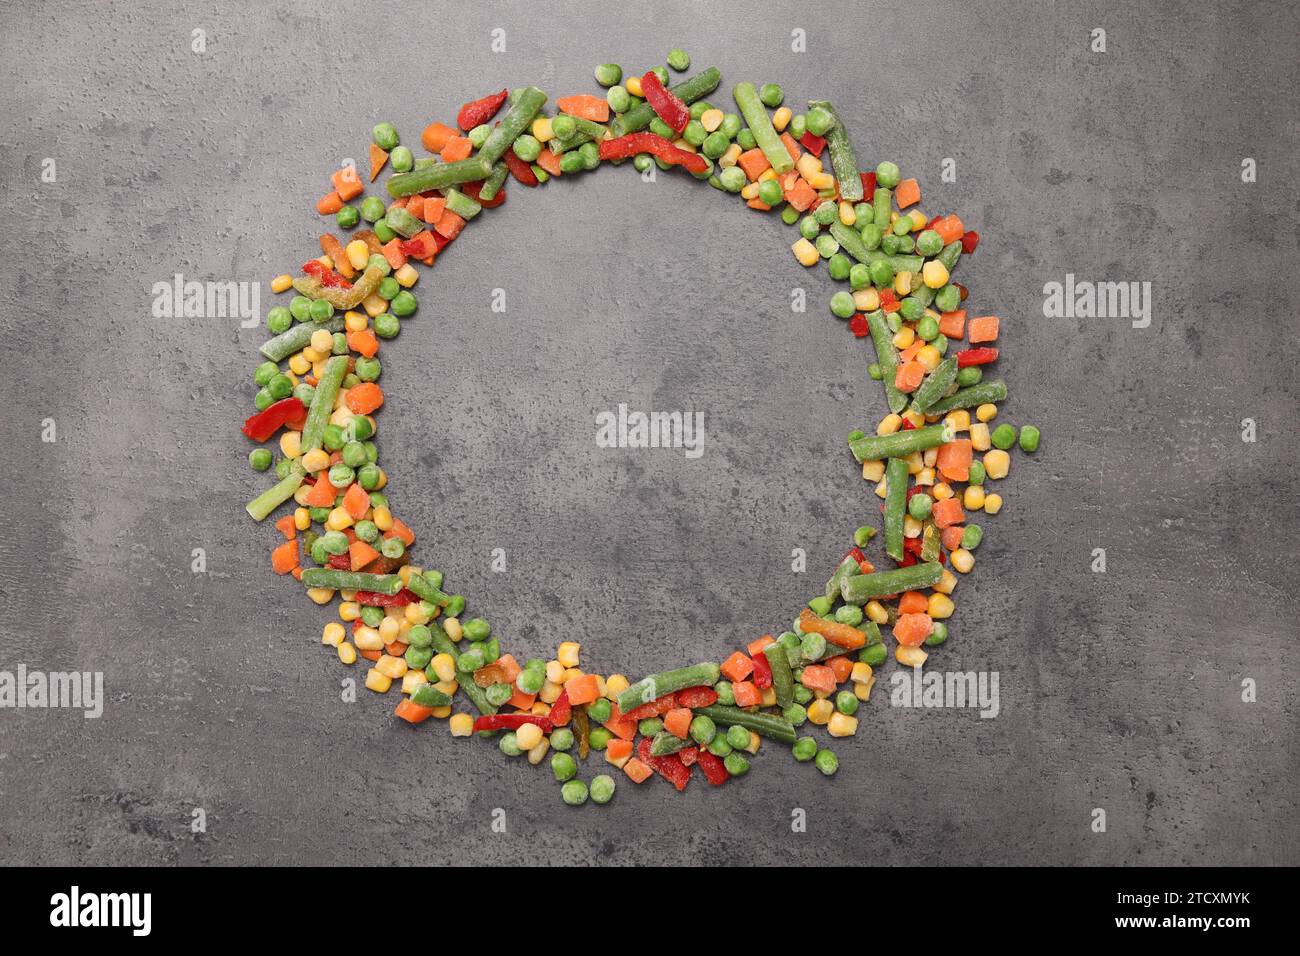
394, 698, 433, 723
290, 566, 303, 581
607, 738, 634, 762
508, 688, 536, 710
720, 651, 754, 682
731, 681, 761, 708
737, 148, 772, 182
389, 196, 409, 210
440, 136, 473, 163
495, 654, 522, 682
895, 178, 921, 209
938, 309, 967, 340
421, 121, 457, 153
381, 238, 408, 271
799, 665, 837, 694
274, 514, 296, 540
779, 132, 802, 163
316, 191, 344, 215
663, 708, 693, 739
746, 198, 772, 211
968, 315, 1000, 344
894, 612, 934, 647
433, 208, 466, 240
899, 340, 924, 364
899, 591, 928, 615
747, 635, 775, 656
942, 526, 966, 551
271, 539, 298, 575
331, 167, 363, 202
564, 673, 600, 705
827, 655, 853, 683
556, 94, 610, 122
604, 705, 638, 741
368, 143, 388, 182
535, 148, 562, 177
359, 648, 382, 661
342, 483, 371, 522
936, 439, 973, 482
345, 382, 384, 414
384, 518, 415, 546
932, 214, 965, 245
932, 497, 966, 529
894, 360, 926, 393
302, 475, 337, 508
624, 758, 654, 784
320, 234, 354, 279
349, 540, 380, 571
346, 327, 380, 359
405, 194, 425, 221
384, 641, 408, 657
421, 196, 446, 224
784, 177, 818, 211
798, 608, 867, 650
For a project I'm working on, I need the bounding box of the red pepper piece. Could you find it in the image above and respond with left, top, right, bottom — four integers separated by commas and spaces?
800, 132, 827, 156
847, 547, 866, 564
848, 312, 870, 338
751, 651, 773, 689
640, 71, 690, 133
302, 260, 349, 288
326, 553, 351, 570
677, 745, 699, 767
354, 588, 420, 607
462, 178, 506, 209
549, 690, 571, 726
503, 148, 539, 187
598, 133, 708, 174
674, 685, 718, 709
622, 692, 677, 723
860, 170, 877, 195
879, 288, 900, 313
905, 485, 927, 502
956, 347, 999, 368
899, 552, 917, 568
637, 737, 691, 792
960, 230, 980, 254
695, 749, 730, 786
399, 233, 438, 259
472, 713, 554, 733
241, 397, 306, 442
457, 88, 509, 131
432, 231, 455, 252
927, 215, 942, 228
900, 417, 916, 430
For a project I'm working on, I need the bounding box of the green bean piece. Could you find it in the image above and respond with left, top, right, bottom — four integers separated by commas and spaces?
245, 462, 305, 521
386, 155, 493, 197
616, 662, 721, 713
849, 423, 953, 463
478, 87, 548, 165
411, 684, 452, 708
300, 355, 348, 453
872, 186, 892, 229
925, 379, 1008, 416
921, 523, 941, 563
840, 562, 944, 605
910, 357, 959, 414
300, 569, 403, 594
938, 240, 962, 273
691, 705, 797, 745
866, 310, 908, 414
883, 457, 908, 562
442, 188, 482, 220
649, 732, 690, 756
824, 555, 858, 603
260, 317, 345, 362
762, 644, 795, 710
732, 82, 793, 174
807, 100, 861, 202
612, 67, 721, 136
455, 669, 498, 716
478, 161, 509, 202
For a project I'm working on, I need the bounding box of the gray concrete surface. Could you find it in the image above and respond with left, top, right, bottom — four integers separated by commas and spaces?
1, 0, 1296, 866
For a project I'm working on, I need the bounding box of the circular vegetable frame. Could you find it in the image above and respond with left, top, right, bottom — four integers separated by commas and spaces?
243, 61, 1028, 807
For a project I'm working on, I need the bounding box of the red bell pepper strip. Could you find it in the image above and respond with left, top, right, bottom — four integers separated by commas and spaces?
674, 685, 718, 709
695, 748, 730, 786
241, 397, 306, 442
598, 133, 708, 174
354, 588, 420, 607
462, 178, 506, 208
327, 554, 352, 570
879, 288, 900, 313
640, 70, 690, 133
677, 745, 699, 767
302, 260, 350, 288
903, 536, 946, 565
622, 692, 677, 723
457, 88, 508, 131
800, 131, 827, 156
960, 230, 980, 254
751, 650, 773, 689
900, 417, 916, 430
637, 737, 691, 792
847, 546, 867, 565
503, 148, 539, 186
956, 347, 999, 367
549, 690, 572, 726
473, 713, 554, 733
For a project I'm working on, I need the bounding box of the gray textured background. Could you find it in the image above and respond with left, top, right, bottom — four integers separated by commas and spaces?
1, 0, 1296, 866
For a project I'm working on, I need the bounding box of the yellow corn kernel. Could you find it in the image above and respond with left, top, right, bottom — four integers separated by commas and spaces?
605, 674, 629, 699
353, 625, 383, 651
336, 641, 357, 665
877, 413, 902, 436
449, 713, 475, 737
807, 699, 834, 726
362, 292, 387, 318
903, 514, 922, 538
700, 108, 724, 133
964, 485, 986, 510
312, 358, 328, 379
852, 287, 880, 311
515, 722, 543, 751
892, 326, 916, 349
865, 601, 889, 625
808, 171, 835, 190
396, 565, 419, 586
306, 587, 335, 605
827, 712, 858, 738
344, 310, 368, 333
378, 618, 401, 646
556, 642, 580, 668
932, 482, 953, 501
344, 240, 369, 272
371, 506, 394, 531
944, 410, 971, 432
861, 459, 885, 482
425, 705, 449, 719
896, 645, 928, 668
539, 660, 561, 685
928, 593, 955, 619
874, 477, 888, 499
740, 181, 761, 200
625, 75, 643, 96
527, 738, 550, 765
744, 730, 761, 754
293, 485, 312, 506
293, 507, 311, 531
792, 238, 820, 267
562, 667, 584, 684
271, 273, 294, 294
365, 669, 393, 693
950, 548, 975, 574
316, 255, 333, 269
851, 662, 873, 684
984, 493, 1003, 515
916, 469, 935, 489
854, 675, 876, 701
383, 604, 404, 620
376, 654, 407, 680
300, 448, 330, 474
757, 168, 779, 183
288, 352, 311, 376
934, 569, 958, 596
338, 601, 361, 623
606, 745, 631, 769
772, 106, 792, 131
433, 679, 458, 698
922, 260, 950, 289
905, 450, 924, 474
984, 449, 1011, 480
321, 622, 345, 647
539, 680, 562, 704
838, 200, 857, 226
443, 617, 463, 642
975, 403, 998, 423
916, 344, 941, 371
307, 328, 332, 353
394, 263, 419, 288
893, 271, 913, 296
969, 422, 991, 451
901, 409, 925, 430
402, 669, 428, 694
531, 116, 554, 142
719, 143, 742, 168
429, 653, 456, 683
324, 507, 353, 531
279, 430, 302, 459
760, 685, 777, 708
796, 154, 823, 180
923, 447, 940, 467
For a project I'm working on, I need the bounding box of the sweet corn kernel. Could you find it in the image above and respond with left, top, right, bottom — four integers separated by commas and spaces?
964, 485, 986, 510
306, 587, 335, 605
402, 670, 428, 695
975, 403, 998, 423
744, 730, 761, 754
396, 565, 419, 585
301, 448, 330, 473
427, 705, 450, 719
376, 654, 407, 680
605, 674, 629, 699
772, 106, 792, 131
321, 622, 345, 646
293, 485, 312, 506
625, 75, 643, 97
905, 450, 924, 474
760, 685, 777, 708
915, 466, 935, 486
527, 739, 550, 765
293, 507, 311, 531
307, 328, 333, 353
372, 506, 394, 531
316, 255, 333, 269
827, 712, 859, 738
383, 604, 404, 620
932, 482, 954, 500
852, 287, 880, 311
541, 660, 562, 685
365, 669, 393, 693
838, 200, 856, 225
874, 477, 888, 499
362, 293, 387, 318
892, 326, 916, 349
984, 449, 1011, 479
429, 653, 456, 683
934, 569, 958, 596
922, 260, 950, 289
394, 263, 419, 288
969, 422, 991, 451
271, 273, 294, 294
861, 459, 886, 482
515, 722, 543, 751
434, 679, 459, 698
345, 240, 369, 272
757, 168, 779, 183
557, 642, 581, 668
312, 359, 328, 380
531, 116, 554, 142
903, 514, 922, 538
336, 641, 357, 665
449, 713, 475, 737
443, 617, 463, 641
377, 617, 400, 644
740, 181, 761, 200
594, 675, 607, 699
792, 237, 820, 267
865, 601, 889, 624
877, 413, 902, 436
951, 548, 976, 573
807, 699, 834, 725
288, 352, 311, 375
807, 171, 834, 190
944, 410, 971, 432
719, 143, 742, 168
353, 625, 383, 651
894, 271, 913, 296
928, 593, 955, 619
700, 108, 724, 132
279, 430, 302, 459
854, 675, 876, 701
904, 410, 926, 430
851, 662, 873, 683
562, 667, 583, 684
984, 493, 1003, 515
916, 344, 941, 371
325, 507, 353, 531
540, 680, 562, 704
796, 154, 823, 179
344, 310, 368, 333
338, 601, 361, 622
896, 645, 928, 667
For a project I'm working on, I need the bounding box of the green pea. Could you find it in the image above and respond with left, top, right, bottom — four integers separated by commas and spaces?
376, 276, 399, 301
578, 140, 600, 170
718, 165, 746, 193
360, 605, 384, 628
827, 252, 851, 281
346, 415, 374, 442
859, 643, 887, 667
357, 195, 385, 223
667, 48, 690, 71
406, 624, 431, 648
868, 362, 883, 380
909, 493, 933, 520
288, 295, 312, 322
723, 753, 750, 776
587, 726, 611, 751
606, 85, 631, 113
389, 290, 417, 317
551, 752, 577, 782
683, 120, 708, 147
962, 524, 984, 550
317, 531, 348, 555
404, 645, 432, 671
702, 131, 730, 160
586, 697, 612, 724
736, 127, 756, 151
308, 505, 330, 524
707, 735, 732, 757
388, 145, 413, 172
798, 215, 820, 240
265, 306, 291, 334
991, 423, 1018, 449
456, 648, 484, 673
754, 168, 781, 201
560, 779, 588, 805
589, 774, 616, 805
830, 291, 856, 319
956, 366, 984, 387
714, 681, 735, 706
916, 229, 944, 257
849, 263, 872, 290
935, 284, 961, 312
875, 160, 901, 188
892, 215, 912, 237
649, 116, 676, 140
550, 728, 574, 752
372, 218, 397, 245
689, 715, 716, 745
341, 372, 361, 391
869, 259, 895, 287
462, 617, 490, 642
1019, 425, 1041, 452
266, 373, 293, 401
881, 233, 901, 255
859, 222, 883, 251
308, 298, 334, 323
499, 732, 521, 757
800, 633, 826, 661
248, 448, 272, 471
835, 604, 864, 627
789, 113, 806, 139
726, 725, 750, 749
784, 703, 808, 728
594, 63, 622, 86
813, 200, 838, 225
373, 313, 400, 339
293, 383, 315, 407
372, 122, 399, 151
759, 82, 784, 107
925, 622, 949, 646
512, 134, 542, 162
253, 360, 279, 387
551, 114, 577, 140
835, 690, 859, 716
356, 463, 381, 491
638, 717, 664, 737
792, 737, 818, 761
366, 253, 391, 277
719, 113, 742, 138
468, 124, 491, 148
632, 153, 654, 174
815, 748, 839, 776
650, 66, 669, 84
354, 356, 381, 382
805, 106, 834, 137
815, 234, 839, 259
